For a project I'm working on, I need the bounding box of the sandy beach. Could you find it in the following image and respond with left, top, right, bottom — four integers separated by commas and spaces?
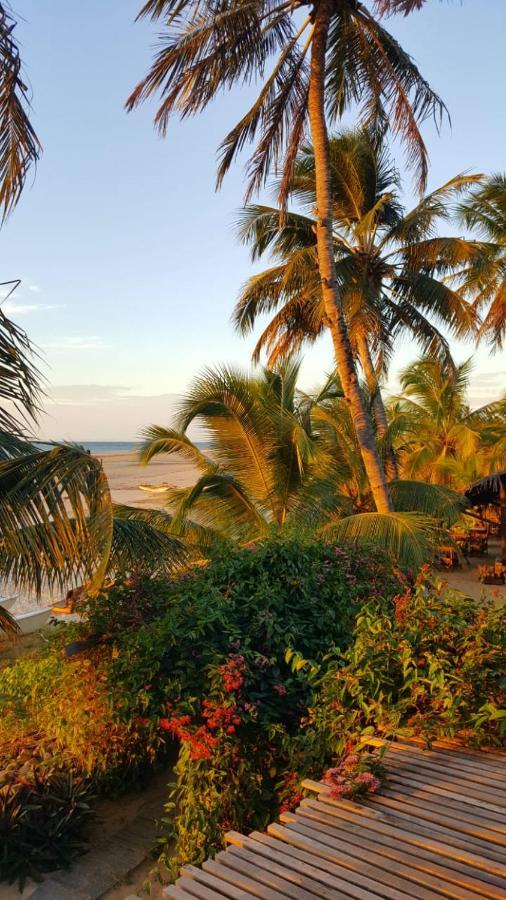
99, 449, 198, 508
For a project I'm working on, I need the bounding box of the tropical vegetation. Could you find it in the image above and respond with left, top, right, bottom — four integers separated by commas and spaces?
128, 0, 449, 513
389, 357, 506, 487
140, 358, 469, 566
1, 0, 506, 891
234, 127, 482, 475
2, 542, 504, 885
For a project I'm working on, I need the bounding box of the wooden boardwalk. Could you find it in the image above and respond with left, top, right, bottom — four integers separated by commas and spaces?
165, 739, 506, 899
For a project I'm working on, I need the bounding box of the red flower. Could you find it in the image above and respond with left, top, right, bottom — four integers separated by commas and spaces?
273, 683, 287, 697
218, 654, 247, 692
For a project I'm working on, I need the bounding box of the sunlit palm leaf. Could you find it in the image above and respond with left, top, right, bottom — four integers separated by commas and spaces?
323, 510, 436, 569
140, 425, 211, 469
0, 5, 41, 220
0, 444, 113, 596
0, 294, 43, 435
390, 479, 467, 527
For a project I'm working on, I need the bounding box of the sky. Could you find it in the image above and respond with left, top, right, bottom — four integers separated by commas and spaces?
1, 0, 505, 440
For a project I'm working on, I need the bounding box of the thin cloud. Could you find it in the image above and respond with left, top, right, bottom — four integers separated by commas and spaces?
40, 336, 112, 351
28, 284, 41, 293
2, 301, 61, 316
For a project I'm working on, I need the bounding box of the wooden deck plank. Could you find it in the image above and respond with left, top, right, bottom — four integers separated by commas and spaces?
306, 798, 506, 883
379, 748, 506, 792
224, 845, 332, 899
291, 804, 506, 899
372, 786, 506, 842
279, 817, 481, 900
215, 849, 318, 899
178, 873, 229, 899
253, 830, 412, 900
168, 745, 505, 898
268, 821, 443, 898
303, 778, 506, 860
400, 738, 506, 767
184, 863, 258, 898
227, 832, 387, 900
385, 770, 506, 817
202, 858, 290, 899
372, 741, 506, 787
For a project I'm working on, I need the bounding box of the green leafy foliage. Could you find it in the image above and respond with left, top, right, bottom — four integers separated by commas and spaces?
2, 543, 504, 886
310, 568, 506, 752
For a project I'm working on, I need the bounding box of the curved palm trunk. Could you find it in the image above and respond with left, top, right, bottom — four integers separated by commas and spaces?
307, 1, 392, 513
356, 333, 399, 481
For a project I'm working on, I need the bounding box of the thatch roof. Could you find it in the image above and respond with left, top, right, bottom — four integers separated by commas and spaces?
465, 471, 506, 507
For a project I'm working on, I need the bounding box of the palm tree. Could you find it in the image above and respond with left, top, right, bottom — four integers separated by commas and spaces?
141, 360, 467, 567
127, 0, 448, 513
458, 175, 506, 348
234, 129, 481, 480
140, 359, 348, 543
389, 357, 506, 489
0, 4, 41, 220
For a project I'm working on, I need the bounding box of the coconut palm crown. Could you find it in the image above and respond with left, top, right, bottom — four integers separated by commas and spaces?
234, 129, 482, 476
389, 357, 506, 488
458, 174, 506, 348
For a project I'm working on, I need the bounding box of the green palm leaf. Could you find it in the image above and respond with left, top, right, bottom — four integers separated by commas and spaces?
390, 479, 467, 527
323, 511, 436, 569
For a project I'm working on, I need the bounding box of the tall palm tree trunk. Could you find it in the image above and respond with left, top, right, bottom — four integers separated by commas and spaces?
356, 333, 399, 481
307, 0, 392, 513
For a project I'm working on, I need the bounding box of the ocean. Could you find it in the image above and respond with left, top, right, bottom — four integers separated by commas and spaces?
65, 441, 209, 454
77, 441, 139, 454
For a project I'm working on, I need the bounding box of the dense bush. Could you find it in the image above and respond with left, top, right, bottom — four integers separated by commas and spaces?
84, 538, 406, 874
310, 567, 506, 753
2, 539, 504, 887
0, 641, 166, 886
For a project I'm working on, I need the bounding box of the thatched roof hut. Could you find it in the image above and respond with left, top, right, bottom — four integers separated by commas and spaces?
465, 471, 506, 560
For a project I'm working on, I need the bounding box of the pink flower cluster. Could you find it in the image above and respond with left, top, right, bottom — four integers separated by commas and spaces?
322, 753, 381, 800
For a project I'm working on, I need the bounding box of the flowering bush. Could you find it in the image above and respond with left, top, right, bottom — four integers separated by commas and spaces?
3, 540, 502, 888
86, 537, 405, 874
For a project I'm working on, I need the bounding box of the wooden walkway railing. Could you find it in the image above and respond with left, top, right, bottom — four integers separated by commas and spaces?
165, 739, 506, 899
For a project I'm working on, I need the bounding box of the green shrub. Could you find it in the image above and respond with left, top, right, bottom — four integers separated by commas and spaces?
310, 568, 506, 753
86, 538, 406, 875
0, 763, 93, 888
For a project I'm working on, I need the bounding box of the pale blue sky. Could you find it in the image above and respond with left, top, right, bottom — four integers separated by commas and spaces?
1, 0, 505, 439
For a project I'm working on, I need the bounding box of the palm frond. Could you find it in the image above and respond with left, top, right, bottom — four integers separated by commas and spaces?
0, 4, 41, 219
0, 293, 43, 434
322, 510, 437, 568
390, 479, 466, 527
110, 505, 188, 576
0, 444, 113, 596
139, 424, 211, 469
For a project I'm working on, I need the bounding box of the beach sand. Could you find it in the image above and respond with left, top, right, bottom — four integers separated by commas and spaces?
99, 449, 198, 508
